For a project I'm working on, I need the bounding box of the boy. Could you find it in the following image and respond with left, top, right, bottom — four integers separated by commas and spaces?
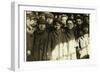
78, 26, 90, 59
45, 13, 54, 33
64, 19, 77, 59
47, 19, 67, 60
32, 18, 48, 61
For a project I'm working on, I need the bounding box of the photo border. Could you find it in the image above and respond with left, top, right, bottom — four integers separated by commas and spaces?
11, 2, 97, 71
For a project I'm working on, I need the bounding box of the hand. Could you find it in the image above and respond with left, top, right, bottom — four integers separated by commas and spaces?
27, 50, 31, 55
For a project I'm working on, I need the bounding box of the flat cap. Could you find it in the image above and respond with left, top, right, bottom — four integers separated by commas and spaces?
45, 13, 54, 18
38, 18, 46, 24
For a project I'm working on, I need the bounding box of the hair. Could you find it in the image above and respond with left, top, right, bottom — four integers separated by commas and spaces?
45, 13, 54, 19
66, 19, 74, 23
37, 18, 46, 25
75, 16, 83, 21
61, 14, 68, 19
53, 18, 62, 26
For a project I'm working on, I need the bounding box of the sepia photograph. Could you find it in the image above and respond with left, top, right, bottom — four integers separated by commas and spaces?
26, 11, 90, 61
11, 2, 97, 71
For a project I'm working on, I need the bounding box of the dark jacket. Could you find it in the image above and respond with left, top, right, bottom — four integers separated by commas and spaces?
46, 23, 54, 33
47, 29, 66, 60
74, 25, 83, 39
64, 27, 76, 42
32, 30, 48, 61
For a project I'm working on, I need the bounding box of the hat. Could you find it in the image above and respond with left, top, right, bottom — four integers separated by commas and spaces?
53, 18, 62, 25
45, 13, 54, 18
61, 14, 68, 18
40, 13, 45, 16
38, 18, 46, 24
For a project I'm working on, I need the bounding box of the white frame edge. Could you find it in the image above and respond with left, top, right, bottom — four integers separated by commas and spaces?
11, 1, 97, 71
11, 2, 20, 71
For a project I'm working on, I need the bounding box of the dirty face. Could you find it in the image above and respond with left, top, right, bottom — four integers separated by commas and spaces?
38, 24, 46, 30
54, 22, 61, 30
46, 18, 53, 24
67, 20, 74, 29
76, 19, 83, 25
61, 17, 68, 24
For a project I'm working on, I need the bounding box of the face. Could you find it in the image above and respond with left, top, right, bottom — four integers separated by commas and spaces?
62, 16, 68, 20
76, 19, 83, 25
46, 18, 53, 24
26, 17, 30, 26
38, 24, 46, 30
54, 22, 61, 30
39, 15, 45, 20
55, 15, 58, 18
85, 17, 89, 23
61, 17, 68, 27
67, 20, 74, 29
29, 17, 37, 27
61, 17, 67, 24
83, 27, 89, 34
30, 19, 37, 26
71, 14, 74, 19
41, 16, 45, 20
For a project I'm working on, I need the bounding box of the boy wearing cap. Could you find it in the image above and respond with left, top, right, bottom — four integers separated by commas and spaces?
75, 17, 89, 59
26, 14, 37, 61
32, 18, 48, 61
47, 19, 67, 60
75, 17, 84, 39
61, 14, 68, 28
45, 13, 54, 33
77, 26, 90, 59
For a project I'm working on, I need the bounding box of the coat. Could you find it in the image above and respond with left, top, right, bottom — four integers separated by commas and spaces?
47, 29, 67, 60
64, 27, 77, 59
77, 34, 90, 58
32, 30, 48, 61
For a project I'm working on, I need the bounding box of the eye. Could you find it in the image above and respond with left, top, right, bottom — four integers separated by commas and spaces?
68, 23, 72, 24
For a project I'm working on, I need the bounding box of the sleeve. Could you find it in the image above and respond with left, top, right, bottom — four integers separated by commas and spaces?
46, 33, 53, 60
